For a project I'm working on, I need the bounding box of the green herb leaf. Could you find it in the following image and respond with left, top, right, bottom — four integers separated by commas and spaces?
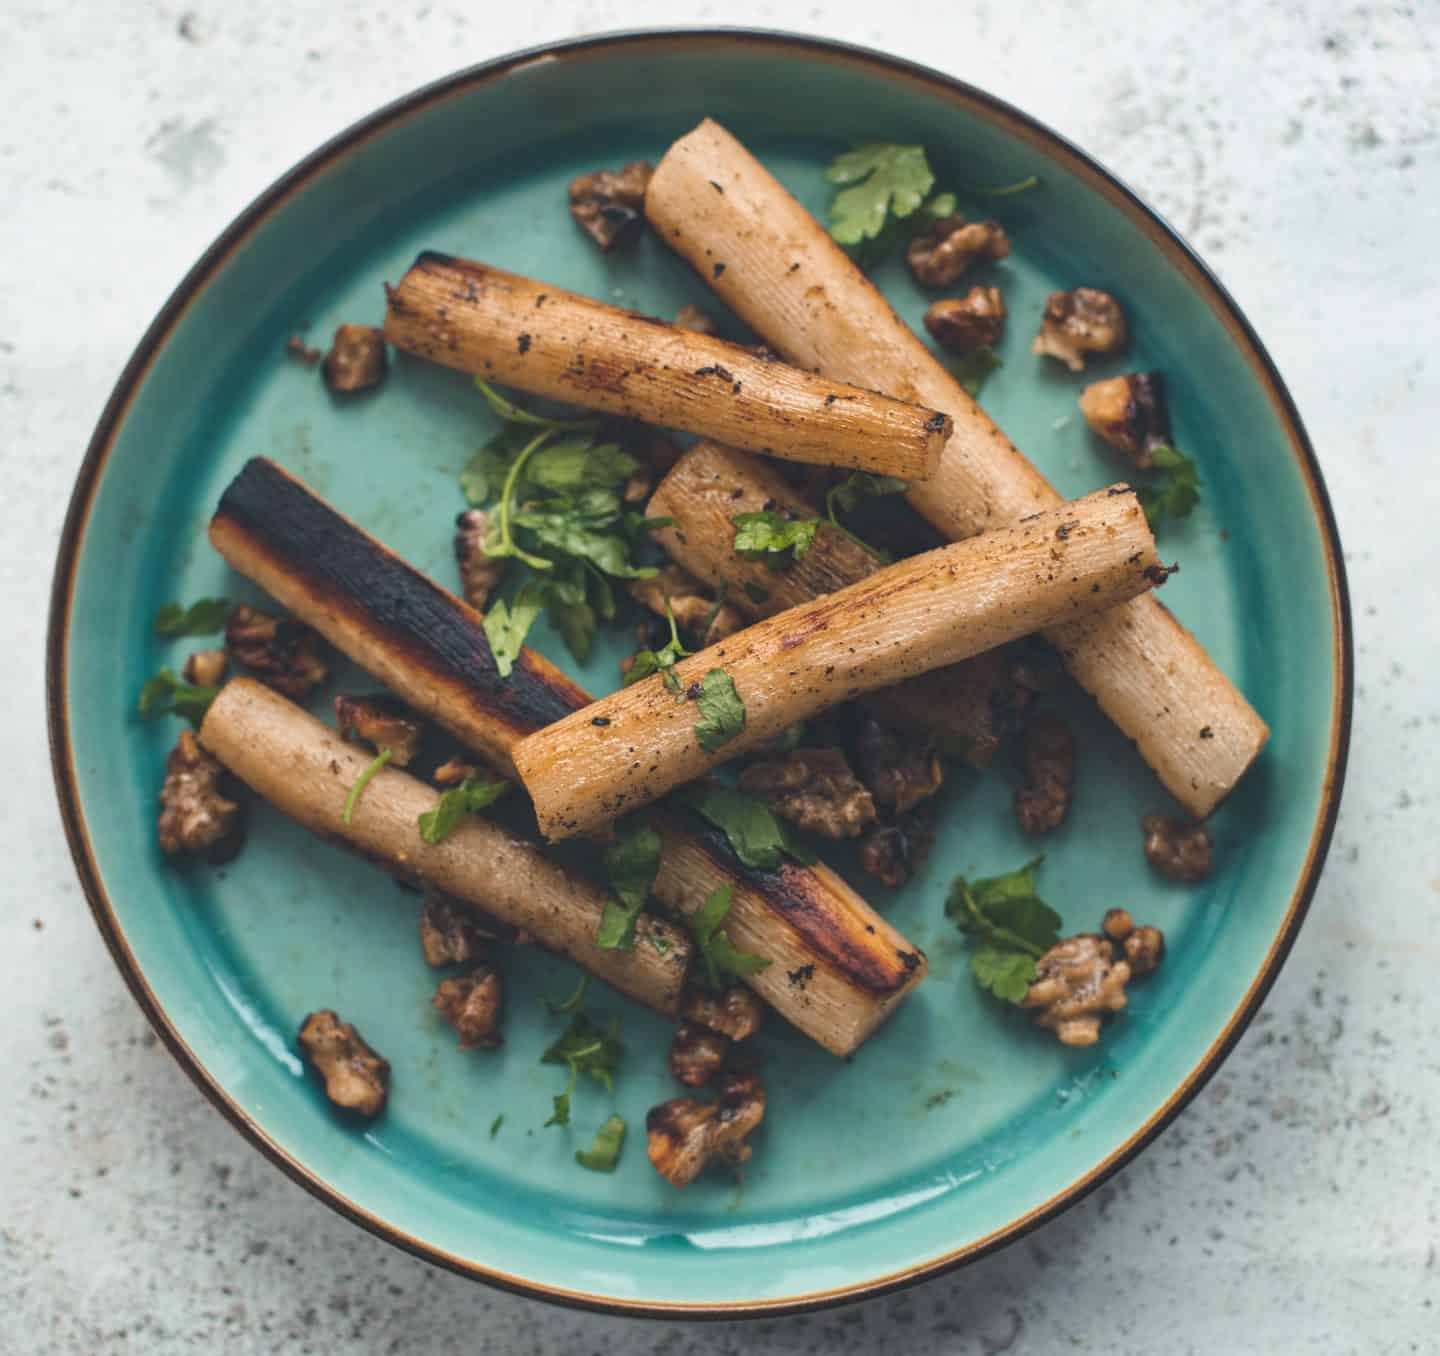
526, 438, 636, 494
694, 669, 746, 752
964, 174, 1040, 197
623, 596, 691, 691
546, 975, 590, 1016
675, 783, 816, 869
946, 857, 1063, 1006
731, 510, 822, 568
542, 1012, 623, 1127
460, 424, 533, 506
575, 1114, 627, 1172
342, 748, 393, 826
153, 597, 230, 637
688, 885, 772, 991
1137, 445, 1201, 531
482, 579, 548, 678
950, 346, 1004, 398
417, 774, 509, 844
489, 1113, 504, 1139
597, 819, 662, 951
969, 944, 1040, 1004
474, 377, 597, 431
827, 472, 910, 517
137, 667, 220, 725
824, 143, 935, 247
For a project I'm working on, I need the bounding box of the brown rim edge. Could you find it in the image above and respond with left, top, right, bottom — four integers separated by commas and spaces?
46, 27, 1353, 1320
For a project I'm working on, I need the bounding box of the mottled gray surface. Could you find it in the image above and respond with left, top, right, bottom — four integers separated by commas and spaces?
2, 1, 1436, 1352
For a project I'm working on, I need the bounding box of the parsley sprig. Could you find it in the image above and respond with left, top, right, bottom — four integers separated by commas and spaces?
688, 885, 772, 991
730, 473, 907, 570
137, 667, 219, 726
417, 774, 509, 844
624, 596, 691, 694
675, 783, 816, 870
575, 1114, 627, 1172
542, 1006, 623, 1128
945, 858, 1062, 1004
153, 597, 230, 637
1136, 444, 1202, 531
597, 818, 662, 951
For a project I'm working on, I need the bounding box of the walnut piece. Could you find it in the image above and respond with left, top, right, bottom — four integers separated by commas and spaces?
674, 304, 717, 335
923, 285, 1007, 353
1142, 815, 1214, 883
646, 1070, 765, 1187
298, 1010, 389, 1117
1032, 288, 1128, 371
679, 985, 764, 1042
859, 804, 936, 889
1102, 907, 1166, 975
182, 648, 227, 687
628, 563, 742, 648
1014, 713, 1075, 836
568, 160, 653, 252
333, 694, 423, 768
158, 730, 243, 861
321, 324, 387, 394
226, 604, 328, 699
433, 967, 503, 1049
418, 894, 500, 966
432, 757, 478, 788
737, 746, 877, 839
906, 213, 1011, 287
454, 508, 508, 613
1079, 372, 1171, 470
857, 718, 944, 816
669, 1022, 729, 1087
1022, 935, 1131, 1046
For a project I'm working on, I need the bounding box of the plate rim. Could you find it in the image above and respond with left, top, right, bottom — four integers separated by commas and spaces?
45, 25, 1353, 1319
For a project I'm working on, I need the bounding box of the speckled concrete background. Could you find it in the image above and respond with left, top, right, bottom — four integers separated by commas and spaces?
3, 2, 1436, 1352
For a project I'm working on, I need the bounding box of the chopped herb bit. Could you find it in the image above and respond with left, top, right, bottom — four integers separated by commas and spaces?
342, 748, 393, 826
950, 346, 1004, 398
946, 857, 1062, 1004
490, 1113, 504, 1139
546, 975, 590, 1016
824, 142, 935, 247
542, 1011, 623, 1128
474, 377, 597, 431
575, 1114, 627, 1172
417, 774, 509, 844
624, 596, 691, 691
1137, 444, 1202, 531
694, 669, 746, 752
823, 471, 909, 561
697, 582, 731, 642
688, 885, 772, 991
482, 579, 547, 678
153, 597, 230, 637
731, 509, 822, 568
597, 819, 662, 951
650, 933, 672, 955
965, 174, 1040, 197
137, 667, 219, 726
675, 783, 816, 869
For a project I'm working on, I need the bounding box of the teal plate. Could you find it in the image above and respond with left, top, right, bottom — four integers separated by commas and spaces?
47, 30, 1350, 1316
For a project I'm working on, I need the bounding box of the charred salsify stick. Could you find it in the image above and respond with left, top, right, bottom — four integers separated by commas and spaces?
512, 488, 1164, 840
648, 438, 1017, 767
209, 458, 926, 1055
200, 679, 690, 1015
645, 118, 1269, 818
381, 251, 951, 479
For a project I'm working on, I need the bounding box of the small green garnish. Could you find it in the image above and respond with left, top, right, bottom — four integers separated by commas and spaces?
688, 885, 772, 991
950, 346, 1004, 399
965, 174, 1040, 197
153, 597, 230, 637
482, 578, 547, 679
824, 472, 909, 561
675, 783, 816, 870
946, 857, 1062, 1004
624, 596, 691, 693
546, 975, 590, 1016
137, 668, 219, 726
731, 510, 822, 568
542, 1011, 623, 1128
342, 748, 393, 826
693, 669, 746, 752
597, 819, 662, 952
490, 1114, 504, 1139
575, 1114, 627, 1172
474, 377, 597, 431
417, 774, 509, 844
824, 143, 936, 248
1137, 444, 1202, 531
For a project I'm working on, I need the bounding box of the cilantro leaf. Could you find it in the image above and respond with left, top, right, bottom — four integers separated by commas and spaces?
827, 472, 910, 516
731, 510, 822, 568
526, 437, 636, 494
970, 945, 1039, 1004
946, 857, 1063, 1006
542, 1011, 623, 1127
137, 667, 219, 726
675, 783, 816, 869
546, 975, 590, 1016
694, 669, 746, 752
153, 597, 230, 637
460, 424, 532, 506
950, 346, 1003, 398
575, 1114, 626, 1172
597, 819, 662, 951
624, 596, 691, 692
489, 1114, 504, 1139
482, 579, 547, 678
417, 774, 509, 844
825, 143, 935, 247
474, 377, 597, 431
688, 885, 772, 991
342, 748, 393, 826
1137, 445, 1201, 531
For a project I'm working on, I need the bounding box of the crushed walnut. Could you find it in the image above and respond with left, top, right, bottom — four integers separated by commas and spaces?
453, 508, 508, 613
433, 966, 503, 1050
1032, 287, 1128, 371
646, 1070, 765, 1187
1023, 914, 1166, 1045
321, 324, 387, 394
1141, 815, 1214, 883
334, 694, 424, 768
182, 648, 227, 687
418, 894, 500, 966
225, 604, 329, 699
568, 160, 653, 252
737, 746, 877, 839
628, 564, 742, 648
1014, 713, 1075, 836
679, 985, 764, 1042
857, 717, 944, 816
1079, 372, 1171, 470
158, 730, 243, 862
906, 213, 1011, 287
923, 285, 1007, 353
1102, 907, 1166, 975
674, 304, 717, 335
298, 1010, 389, 1117
859, 804, 937, 889
668, 1022, 729, 1088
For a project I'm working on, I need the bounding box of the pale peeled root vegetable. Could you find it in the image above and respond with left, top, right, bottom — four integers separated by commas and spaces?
381, 251, 951, 479
208, 458, 928, 1056
648, 438, 1017, 767
645, 118, 1269, 818
199, 679, 690, 1016
512, 487, 1164, 840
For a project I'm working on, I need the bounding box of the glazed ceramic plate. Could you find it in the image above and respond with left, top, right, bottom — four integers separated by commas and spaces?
48, 30, 1350, 1315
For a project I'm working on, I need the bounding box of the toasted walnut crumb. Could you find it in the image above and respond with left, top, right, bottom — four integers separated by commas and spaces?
226, 604, 328, 699
857, 718, 944, 816
454, 508, 508, 612
433, 967, 503, 1049
182, 648, 227, 688
321, 324, 387, 394
646, 1070, 765, 1187
334, 694, 424, 768
1032, 288, 1127, 371
674, 305, 717, 335
1079, 372, 1171, 470
906, 214, 1011, 287
1142, 815, 1214, 883
1022, 935, 1130, 1046
859, 804, 936, 889
679, 985, 763, 1042
923, 285, 1007, 353
419, 895, 496, 966
629, 564, 742, 647
1014, 713, 1075, 836
737, 746, 877, 839
568, 161, 653, 252
298, 1010, 389, 1117
158, 731, 243, 861
669, 1022, 729, 1087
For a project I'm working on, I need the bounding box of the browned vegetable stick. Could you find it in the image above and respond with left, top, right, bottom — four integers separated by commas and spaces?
200, 678, 690, 1016
209, 458, 926, 1056
512, 488, 1163, 839
647, 438, 1010, 766
646, 119, 1270, 818
381, 251, 952, 479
